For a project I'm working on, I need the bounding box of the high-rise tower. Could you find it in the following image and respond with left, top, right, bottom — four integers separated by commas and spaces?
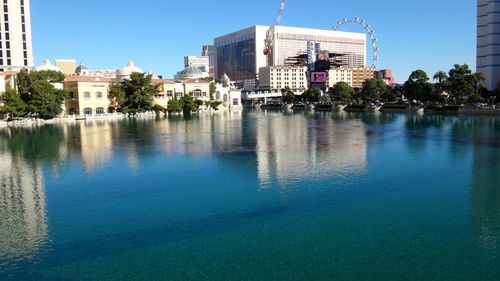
1, 0, 33, 71
477, 0, 500, 90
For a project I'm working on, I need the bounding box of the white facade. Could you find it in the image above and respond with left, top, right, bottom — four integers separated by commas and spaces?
258, 65, 307, 90
214, 25, 366, 89
477, 0, 500, 90
1, 0, 33, 71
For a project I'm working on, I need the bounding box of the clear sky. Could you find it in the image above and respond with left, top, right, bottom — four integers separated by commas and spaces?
31, 0, 476, 82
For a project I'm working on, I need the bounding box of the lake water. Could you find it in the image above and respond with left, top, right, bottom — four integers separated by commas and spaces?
1, 110, 500, 280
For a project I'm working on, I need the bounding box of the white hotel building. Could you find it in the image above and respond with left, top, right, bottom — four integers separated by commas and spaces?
213, 26, 366, 90
1, 0, 34, 71
477, 0, 500, 90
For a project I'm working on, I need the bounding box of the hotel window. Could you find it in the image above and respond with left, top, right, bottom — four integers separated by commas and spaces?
83, 92, 91, 99
83, 108, 92, 115
96, 107, 104, 115
167, 91, 173, 97
96, 92, 103, 99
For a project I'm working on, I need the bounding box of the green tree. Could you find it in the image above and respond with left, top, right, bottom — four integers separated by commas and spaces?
360, 79, 388, 101
209, 82, 217, 100
17, 69, 32, 101
281, 87, 296, 104
403, 70, 433, 101
380, 87, 398, 102
433, 71, 448, 95
108, 82, 126, 110
30, 70, 65, 83
167, 98, 183, 113
28, 80, 68, 119
330, 81, 354, 102
181, 94, 198, 113
120, 72, 159, 114
448, 64, 474, 103
301, 88, 321, 103
0, 88, 28, 117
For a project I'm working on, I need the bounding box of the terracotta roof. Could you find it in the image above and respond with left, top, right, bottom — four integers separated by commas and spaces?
64, 75, 113, 83
0, 71, 20, 76
183, 78, 210, 84
163, 79, 180, 84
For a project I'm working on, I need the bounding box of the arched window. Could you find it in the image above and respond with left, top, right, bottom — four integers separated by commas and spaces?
193, 89, 202, 97
96, 92, 103, 99
96, 107, 104, 114
167, 91, 173, 97
83, 92, 91, 99
108, 107, 116, 114
69, 108, 77, 115
223, 94, 228, 102
216, 91, 221, 100
84, 108, 92, 115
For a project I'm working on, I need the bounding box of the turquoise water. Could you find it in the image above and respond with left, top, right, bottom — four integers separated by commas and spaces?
0, 111, 499, 280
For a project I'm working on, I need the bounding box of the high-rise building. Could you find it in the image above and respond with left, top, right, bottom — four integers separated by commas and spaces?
1, 0, 34, 71
374, 69, 396, 86
477, 0, 500, 90
213, 25, 366, 89
258, 65, 308, 91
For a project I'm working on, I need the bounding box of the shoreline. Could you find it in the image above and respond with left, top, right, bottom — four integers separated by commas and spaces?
3, 107, 500, 128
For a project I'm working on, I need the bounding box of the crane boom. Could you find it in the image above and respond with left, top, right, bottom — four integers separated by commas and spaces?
264, 0, 286, 56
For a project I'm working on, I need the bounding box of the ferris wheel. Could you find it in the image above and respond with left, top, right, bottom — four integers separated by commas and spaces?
333, 17, 379, 69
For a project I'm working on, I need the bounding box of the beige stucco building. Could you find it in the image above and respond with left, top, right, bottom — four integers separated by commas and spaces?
63, 76, 115, 116
183, 79, 211, 101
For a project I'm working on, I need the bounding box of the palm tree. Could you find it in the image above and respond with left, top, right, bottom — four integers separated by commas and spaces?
433, 71, 448, 97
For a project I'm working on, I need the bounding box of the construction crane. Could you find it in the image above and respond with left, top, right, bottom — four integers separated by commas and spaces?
263, 0, 286, 56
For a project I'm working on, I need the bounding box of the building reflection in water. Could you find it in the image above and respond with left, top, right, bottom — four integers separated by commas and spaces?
254, 111, 367, 187
0, 129, 49, 262
78, 120, 114, 173
469, 117, 500, 251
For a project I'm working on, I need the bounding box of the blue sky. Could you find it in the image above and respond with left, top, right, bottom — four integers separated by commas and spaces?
31, 0, 476, 82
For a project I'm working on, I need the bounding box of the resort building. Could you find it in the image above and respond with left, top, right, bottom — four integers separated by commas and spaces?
116, 61, 144, 80
176, 66, 209, 80
351, 67, 375, 88
477, 0, 500, 90
258, 65, 308, 91
0, 71, 17, 94
0, 0, 34, 71
34, 59, 63, 72
329, 67, 354, 87
374, 69, 396, 86
183, 78, 211, 101
184, 55, 209, 73
152, 79, 184, 108
213, 25, 366, 89
63, 76, 115, 116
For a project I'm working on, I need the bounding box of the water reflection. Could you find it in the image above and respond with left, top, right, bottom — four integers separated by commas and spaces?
401, 114, 500, 251
0, 128, 50, 263
253, 111, 368, 187
1, 111, 500, 272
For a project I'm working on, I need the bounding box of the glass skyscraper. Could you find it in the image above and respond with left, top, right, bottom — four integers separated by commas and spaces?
214, 25, 366, 90
477, 0, 500, 90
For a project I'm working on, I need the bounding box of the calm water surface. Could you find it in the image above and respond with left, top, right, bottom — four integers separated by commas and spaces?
1, 110, 500, 280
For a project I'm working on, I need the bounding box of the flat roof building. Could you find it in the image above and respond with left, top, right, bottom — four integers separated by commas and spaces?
1, 0, 34, 71
477, 0, 500, 90
213, 25, 366, 89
